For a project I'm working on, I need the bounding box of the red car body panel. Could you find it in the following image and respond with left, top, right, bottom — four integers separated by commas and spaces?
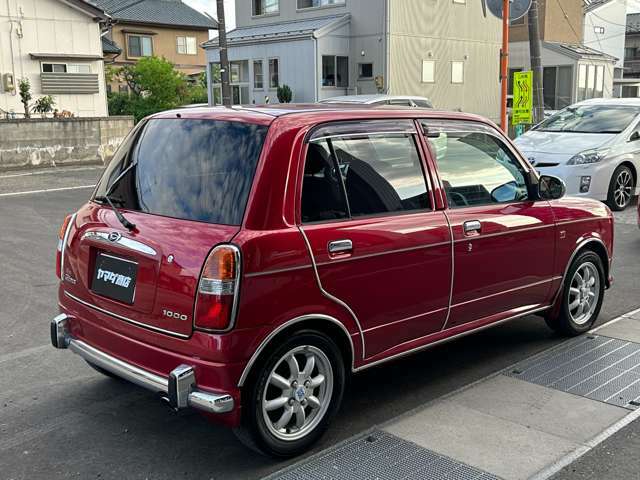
56, 105, 614, 427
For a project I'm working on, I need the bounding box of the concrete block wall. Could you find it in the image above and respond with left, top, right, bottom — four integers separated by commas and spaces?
0, 116, 133, 171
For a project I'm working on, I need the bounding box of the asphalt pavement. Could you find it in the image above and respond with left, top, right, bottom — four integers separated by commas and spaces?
0, 166, 639, 479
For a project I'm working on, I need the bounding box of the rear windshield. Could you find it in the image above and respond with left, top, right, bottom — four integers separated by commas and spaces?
93, 118, 268, 226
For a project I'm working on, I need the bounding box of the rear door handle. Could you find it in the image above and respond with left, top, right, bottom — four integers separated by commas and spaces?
328, 239, 353, 255
463, 220, 482, 235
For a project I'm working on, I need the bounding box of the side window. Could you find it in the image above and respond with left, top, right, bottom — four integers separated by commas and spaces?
426, 129, 528, 208
332, 134, 430, 216
300, 141, 349, 223
301, 132, 430, 223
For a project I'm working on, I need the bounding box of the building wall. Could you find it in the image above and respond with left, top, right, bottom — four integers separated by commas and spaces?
584, 2, 626, 70
109, 23, 210, 75
510, 0, 584, 44
510, 40, 615, 105
387, 0, 501, 121
0, 0, 107, 117
0, 116, 133, 171
236, 0, 350, 25
207, 39, 316, 103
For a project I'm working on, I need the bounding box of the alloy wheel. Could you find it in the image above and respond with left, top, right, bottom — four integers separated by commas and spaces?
261, 345, 334, 441
613, 169, 633, 209
568, 262, 600, 326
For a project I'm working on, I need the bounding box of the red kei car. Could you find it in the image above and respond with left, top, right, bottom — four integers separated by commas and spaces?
52, 105, 614, 457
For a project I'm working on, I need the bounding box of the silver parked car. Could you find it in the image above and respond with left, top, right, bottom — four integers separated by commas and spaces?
319, 94, 433, 108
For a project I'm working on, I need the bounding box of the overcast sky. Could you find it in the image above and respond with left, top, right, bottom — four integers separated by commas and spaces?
184, 0, 236, 32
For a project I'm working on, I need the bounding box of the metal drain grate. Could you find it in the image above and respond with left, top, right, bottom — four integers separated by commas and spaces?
270, 431, 501, 480
506, 335, 640, 409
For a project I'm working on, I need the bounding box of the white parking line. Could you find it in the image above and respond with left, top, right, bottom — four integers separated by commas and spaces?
0, 185, 96, 197
0, 166, 103, 179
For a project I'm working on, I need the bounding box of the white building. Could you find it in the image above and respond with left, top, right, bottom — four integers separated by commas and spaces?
204, 0, 503, 121
583, 0, 627, 89
0, 0, 110, 118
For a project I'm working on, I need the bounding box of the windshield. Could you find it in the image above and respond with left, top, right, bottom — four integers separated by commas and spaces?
93, 118, 268, 226
535, 105, 639, 134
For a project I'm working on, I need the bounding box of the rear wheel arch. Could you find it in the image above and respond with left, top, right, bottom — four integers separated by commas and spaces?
238, 315, 355, 388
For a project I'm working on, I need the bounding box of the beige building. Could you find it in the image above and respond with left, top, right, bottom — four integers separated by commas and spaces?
0, 0, 110, 118
93, 0, 217, 92
205, 0, 502, 121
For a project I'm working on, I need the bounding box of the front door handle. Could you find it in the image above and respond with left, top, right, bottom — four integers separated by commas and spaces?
328, 239, 353, 255
463, 220, 482, 235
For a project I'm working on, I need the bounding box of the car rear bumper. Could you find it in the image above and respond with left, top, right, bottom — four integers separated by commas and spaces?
51, 313, 235, 416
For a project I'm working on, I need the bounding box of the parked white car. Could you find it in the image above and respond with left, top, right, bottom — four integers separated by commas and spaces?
514, 98, 640, 211
319, 94, 433, 108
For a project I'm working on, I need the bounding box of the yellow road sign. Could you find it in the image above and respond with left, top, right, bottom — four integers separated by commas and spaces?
512, 71, 533, 125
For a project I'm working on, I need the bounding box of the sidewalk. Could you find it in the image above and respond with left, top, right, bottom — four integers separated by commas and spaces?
268, 309, 640, 480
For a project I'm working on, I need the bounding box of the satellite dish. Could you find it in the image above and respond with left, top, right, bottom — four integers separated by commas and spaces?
486, 0, 532, 21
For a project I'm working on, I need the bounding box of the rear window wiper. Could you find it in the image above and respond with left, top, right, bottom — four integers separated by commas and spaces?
94, 163, 136, 232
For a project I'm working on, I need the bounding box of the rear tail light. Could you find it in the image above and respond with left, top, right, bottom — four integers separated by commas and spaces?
194, 245, 241, 331
56, 214, 74, 279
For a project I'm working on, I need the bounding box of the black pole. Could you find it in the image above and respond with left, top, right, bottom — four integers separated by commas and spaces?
216, 0, 232, 107
528, 0, 544, 124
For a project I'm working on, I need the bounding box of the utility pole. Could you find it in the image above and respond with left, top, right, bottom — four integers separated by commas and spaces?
216, 0, 232, 107
527, 0, 544, 124
500, 0, 510, 132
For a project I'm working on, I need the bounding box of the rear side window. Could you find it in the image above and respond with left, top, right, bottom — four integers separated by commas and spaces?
301, 128, 430, 222
94, 119, 268, 225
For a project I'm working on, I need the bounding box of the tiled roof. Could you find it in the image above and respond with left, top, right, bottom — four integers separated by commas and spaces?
90, 0, 217, 29
101, 36, 122, 54
583, 0, 613, 12
203, 14, 349, 48
545, 41, 618, 62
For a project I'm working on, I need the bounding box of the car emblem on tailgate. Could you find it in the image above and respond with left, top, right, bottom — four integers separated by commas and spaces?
108, 232, 122, 242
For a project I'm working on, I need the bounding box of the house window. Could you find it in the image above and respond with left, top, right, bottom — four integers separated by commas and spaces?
626, 47, 637, 60
253, 0, 279, 15
322, 55, 348, 87
451, 61, 464, 84
358, 63, 373, 79
41, 63, 91, 73
177, 36, 197, 55
595, 65, 604, 97
297, 0, 345, 8
512, 15, 526, 25
542, 66, 572, 109
128, 35, 153, 57
452, 0, 466, 3
269, 58, 279, 88
421, 60, 435, 83
253, 60, 264, 89
594, 26, 605, 34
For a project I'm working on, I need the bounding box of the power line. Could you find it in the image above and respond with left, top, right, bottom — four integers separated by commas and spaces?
554, 0, 614, 96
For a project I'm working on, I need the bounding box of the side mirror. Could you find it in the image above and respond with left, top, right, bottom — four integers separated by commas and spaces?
629, 131, 640, 142
538, 175, 566, 201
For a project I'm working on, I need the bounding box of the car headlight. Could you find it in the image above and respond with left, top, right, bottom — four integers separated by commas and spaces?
567, 149, 609, 165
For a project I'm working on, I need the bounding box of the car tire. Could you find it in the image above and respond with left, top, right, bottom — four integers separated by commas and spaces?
606, 165, 635, 211
545, 250, 605, 336
234, 330, 345, 458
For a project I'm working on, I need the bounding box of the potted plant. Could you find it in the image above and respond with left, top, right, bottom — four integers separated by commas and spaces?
277, 84, 293, 103
32, 95, 56, 118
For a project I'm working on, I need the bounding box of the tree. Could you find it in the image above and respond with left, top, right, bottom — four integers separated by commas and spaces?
277, 84, 293, 103
18, 79, 32, 119
108, 56, 188, 121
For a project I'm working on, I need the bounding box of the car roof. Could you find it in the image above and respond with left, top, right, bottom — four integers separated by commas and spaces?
151, 103, 491, 129
573, 98, 640, 108
319, 94, 431, 104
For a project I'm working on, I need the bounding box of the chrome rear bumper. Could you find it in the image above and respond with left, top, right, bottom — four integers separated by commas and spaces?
51, 313, 234, 414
